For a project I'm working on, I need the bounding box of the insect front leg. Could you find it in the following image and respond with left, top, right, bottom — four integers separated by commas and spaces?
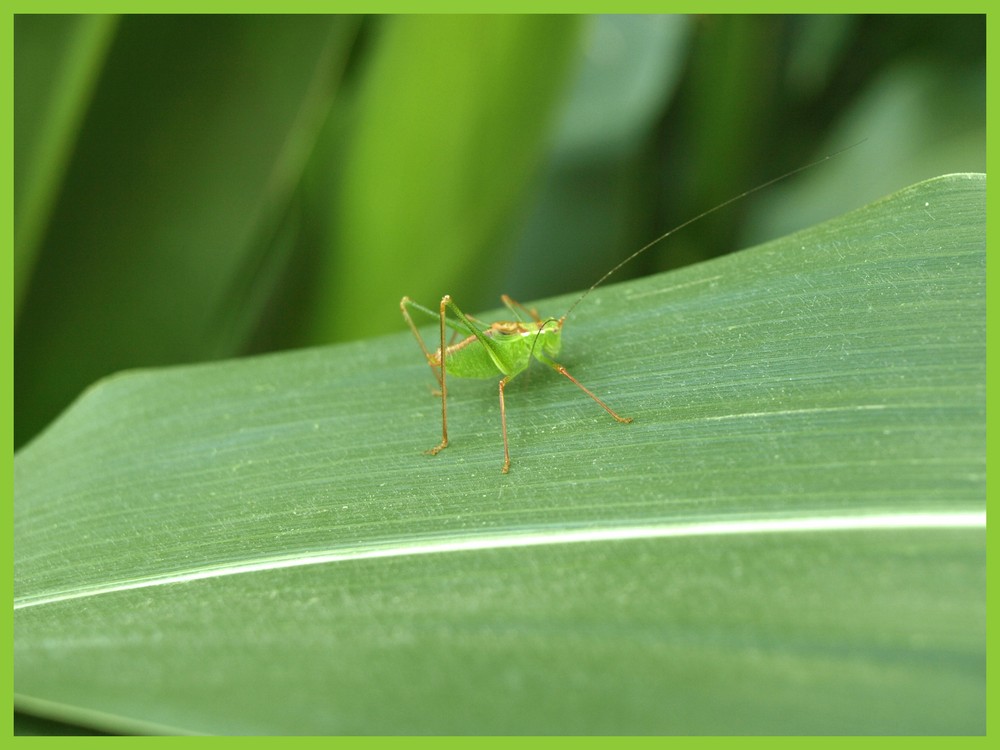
536, 351, 633, 424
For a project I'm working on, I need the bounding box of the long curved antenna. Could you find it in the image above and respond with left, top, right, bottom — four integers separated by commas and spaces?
561, 141, 865, 321
527, 316, 561, 361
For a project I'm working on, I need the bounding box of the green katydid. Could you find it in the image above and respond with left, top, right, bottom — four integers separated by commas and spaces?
401, 149, 856, 473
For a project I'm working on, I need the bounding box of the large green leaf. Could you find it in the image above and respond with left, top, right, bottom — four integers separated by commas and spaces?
14, 175, 985, 734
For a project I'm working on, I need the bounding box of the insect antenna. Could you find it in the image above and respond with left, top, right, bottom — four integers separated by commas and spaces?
560, 141, 864, 322
527, 316, 561, 361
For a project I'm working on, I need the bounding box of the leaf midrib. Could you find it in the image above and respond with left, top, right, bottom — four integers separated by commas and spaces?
14, 510, 985, 611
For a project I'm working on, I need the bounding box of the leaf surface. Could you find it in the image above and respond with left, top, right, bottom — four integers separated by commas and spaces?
14, 175, 985, 734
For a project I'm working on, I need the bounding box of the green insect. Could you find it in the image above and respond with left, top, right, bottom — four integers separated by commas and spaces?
401, 150, 854, 473
400, 292, 628, 474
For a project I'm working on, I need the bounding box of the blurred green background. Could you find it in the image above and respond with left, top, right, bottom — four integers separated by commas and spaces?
14, 14, 985, 450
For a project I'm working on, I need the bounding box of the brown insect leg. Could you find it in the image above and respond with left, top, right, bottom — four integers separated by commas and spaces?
426, 295, 452, 456
501, 294, 542, 323
499, 375, 512, 473
554, 365, 633, 423
399, 296, 443, 389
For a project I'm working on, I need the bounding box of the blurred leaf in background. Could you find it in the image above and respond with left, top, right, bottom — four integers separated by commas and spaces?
14, 14, 362, 448
13, 14, 118, 311
314, 15, 586, 344
13, 13, 985, 453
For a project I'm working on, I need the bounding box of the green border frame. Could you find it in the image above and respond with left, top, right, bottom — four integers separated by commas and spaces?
4, 3, 990, 739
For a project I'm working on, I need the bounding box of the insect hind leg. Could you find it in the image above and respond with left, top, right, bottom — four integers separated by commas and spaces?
400, 296, 444, 387
400, 296, 449, 455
